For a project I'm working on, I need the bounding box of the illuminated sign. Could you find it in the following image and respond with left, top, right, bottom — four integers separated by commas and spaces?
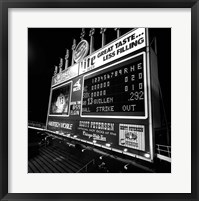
47, 116, 76, 134
81, 52, 147, 119
79, 28, 146, 75
119, 124, 145, 151
48, 121, 73, 130
74, 40, 89, 63
49, 82, 71, 116
52, 63, 78, 86
77, 120, 117, 143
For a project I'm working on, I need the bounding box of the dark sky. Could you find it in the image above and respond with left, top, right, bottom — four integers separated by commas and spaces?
28, 28, 171, 124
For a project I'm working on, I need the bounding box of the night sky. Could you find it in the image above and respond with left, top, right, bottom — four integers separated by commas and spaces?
28, 28, 171, 125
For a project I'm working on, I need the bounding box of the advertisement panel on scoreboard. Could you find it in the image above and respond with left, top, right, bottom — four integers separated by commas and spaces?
47, 116, 76, 135
76, 120, 147, 152
52, 63, 78, 87
79, 28, 146, 75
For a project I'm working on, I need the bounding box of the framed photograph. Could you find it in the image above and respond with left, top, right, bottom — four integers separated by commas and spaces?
0, 0, 198, 200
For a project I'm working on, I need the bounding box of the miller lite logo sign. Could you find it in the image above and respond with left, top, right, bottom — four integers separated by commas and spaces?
74, 40, 89, 63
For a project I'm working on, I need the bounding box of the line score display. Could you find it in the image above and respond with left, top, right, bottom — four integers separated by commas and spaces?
82, 54, 146, 117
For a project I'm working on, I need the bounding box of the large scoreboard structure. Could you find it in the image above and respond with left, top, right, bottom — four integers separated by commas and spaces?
46, 28, 161, 162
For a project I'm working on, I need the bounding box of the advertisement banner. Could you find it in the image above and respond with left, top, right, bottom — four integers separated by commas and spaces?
79, 28, 146, 75
77, 120, 117, 144
52, 63, 78, 86
47, 116, 76, 135
119, 124, 145, 151
76, 120, 146, 152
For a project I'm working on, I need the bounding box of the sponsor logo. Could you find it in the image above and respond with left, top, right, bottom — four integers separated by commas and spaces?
73, 79, 81, 92
119, 124, 145, 151
125, 132, 137, 140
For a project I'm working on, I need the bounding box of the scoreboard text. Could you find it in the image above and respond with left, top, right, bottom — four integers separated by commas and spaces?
82, 53, 146, 117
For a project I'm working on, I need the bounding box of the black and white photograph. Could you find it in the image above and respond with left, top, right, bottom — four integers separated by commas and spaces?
28, 27, 171, 173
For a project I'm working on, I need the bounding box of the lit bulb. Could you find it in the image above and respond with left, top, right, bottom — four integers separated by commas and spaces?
144, 153, 150, 158
105, 143, 111, 147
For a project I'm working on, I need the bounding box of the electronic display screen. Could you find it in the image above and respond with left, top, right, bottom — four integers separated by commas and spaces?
82, 54, 146, 117
50, 83, 71, 115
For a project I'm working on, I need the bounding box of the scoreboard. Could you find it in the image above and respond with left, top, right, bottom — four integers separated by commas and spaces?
82, 53, 146, 117
46, 28, 157, 162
